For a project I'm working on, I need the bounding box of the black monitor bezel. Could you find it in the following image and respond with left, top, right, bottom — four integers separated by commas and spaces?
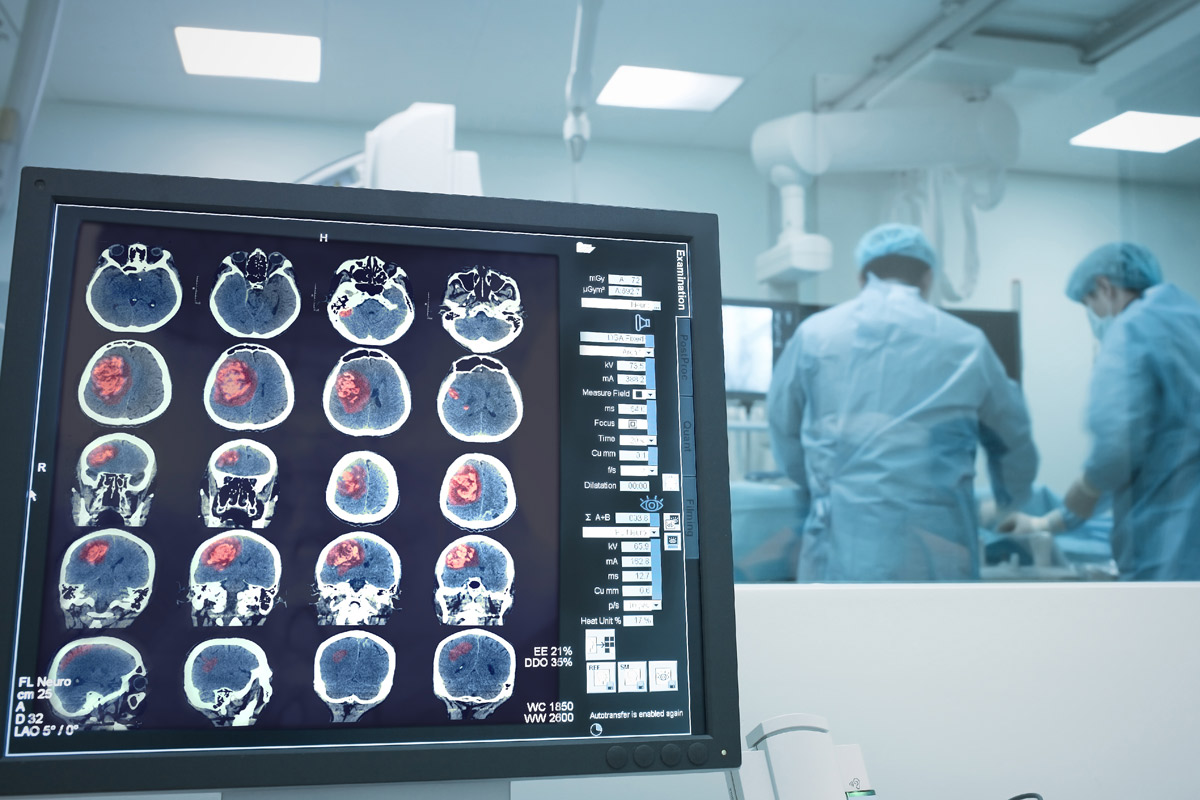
0, 168, 740, 794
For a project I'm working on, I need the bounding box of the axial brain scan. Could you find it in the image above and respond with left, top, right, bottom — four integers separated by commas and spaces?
71, 433, 156, 527
200, 439, 279, 529
435, 536, 514, 626
436, 356, 524, 442
59, 530, 154, 630
203, 343, 295, 430
209, 248, 302, 338
315, 532, 401, 626
323, 348, 411, 437
313, 631, 396, 724
85, 243, 182, 333
47, 637, 147, 731
440, 454, 516, 531
440, 266, 524, 353
78, 340, 172, 426
432, 629, 515, 720
327, 255, 414, 345
188, 531, 281, 627
325, 451, 398, 524
184, 638, 273, 727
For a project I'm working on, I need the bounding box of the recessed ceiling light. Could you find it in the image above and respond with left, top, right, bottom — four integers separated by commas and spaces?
175, 27, 321, 83
1070, 111, 1200, 154
596, 66, 743, 112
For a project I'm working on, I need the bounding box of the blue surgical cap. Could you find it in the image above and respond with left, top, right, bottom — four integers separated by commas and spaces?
1066, 242, 1162, 302
855, 223, 937, 272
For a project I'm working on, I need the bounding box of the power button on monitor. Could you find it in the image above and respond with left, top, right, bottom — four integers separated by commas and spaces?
633, 745, 655, 768
688, 742, 709, 766
606, 746, 629, 769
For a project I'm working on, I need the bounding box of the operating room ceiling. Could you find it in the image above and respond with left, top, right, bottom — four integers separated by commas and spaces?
13, 0, 1200, 184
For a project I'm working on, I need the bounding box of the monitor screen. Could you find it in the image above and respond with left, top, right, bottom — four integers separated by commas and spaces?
0, 169, 739, 794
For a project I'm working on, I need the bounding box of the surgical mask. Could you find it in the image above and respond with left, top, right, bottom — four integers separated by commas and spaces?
1087, 307, 1113, 341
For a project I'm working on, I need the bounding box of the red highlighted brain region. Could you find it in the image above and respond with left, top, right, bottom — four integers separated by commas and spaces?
212, 359, 257, 407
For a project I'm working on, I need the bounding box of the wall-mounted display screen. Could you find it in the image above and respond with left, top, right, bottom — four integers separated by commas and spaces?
0, 169, 738, 795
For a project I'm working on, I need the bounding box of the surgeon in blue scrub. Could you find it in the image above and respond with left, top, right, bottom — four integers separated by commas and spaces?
767, 223, 1038, 582
1001, 243, 1200, 580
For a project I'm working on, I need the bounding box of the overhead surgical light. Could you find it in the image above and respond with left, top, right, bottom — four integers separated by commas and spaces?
1070, 111, 1200, 154
175, 27, 321, 83
596, 66, 742, 111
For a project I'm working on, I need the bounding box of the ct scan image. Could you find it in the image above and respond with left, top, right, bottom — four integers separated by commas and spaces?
325, 451, 399, 525
313, 631, 396, 723
435, 536, 514, 627
439, 453, 516, 531
203, 343, 295, 431
78, 340, 172, 426
432, 629, 515, 720
184, 638, 273, 727
315, 532, 401, 626
187, 531, 282, 627
436, 355, 524, 442
59, 529, 154, 630
200, 439, 279, 529
71, 432, 156, 527
85, 242, 182, 333
327, 255, 414, 345
323, 348, 411, 437
440, 266, 524, 353
209, 248, 302, 338
47, 637, 147, 731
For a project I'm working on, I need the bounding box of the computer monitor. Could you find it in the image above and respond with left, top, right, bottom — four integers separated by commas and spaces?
0, 169, 739, 794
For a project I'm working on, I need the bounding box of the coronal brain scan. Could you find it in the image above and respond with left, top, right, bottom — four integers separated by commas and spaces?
432, 630, 515, 720
188, 531, 281, 627
184, 638, 273, 727
440, 266, 524, 353
315, 532, 401, 626
323, 348, 411, 437
439, 454, 516, 531
436, 356, 524, 442
209, 248, 302, 338
435, 536, 514, 626
203, 343, 295, 431
200, 439, 279, 529
327, 255, 414, 345
325, 451, 398, 525
71, 433, 156, 527
78, 339, 172, 426
59, 529, 154, 630
47, 637, 147, 731
313, 631, 396, 724
85, 242, 182, 333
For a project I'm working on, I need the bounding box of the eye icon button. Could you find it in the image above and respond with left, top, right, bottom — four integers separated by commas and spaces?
639, 496, 664, 513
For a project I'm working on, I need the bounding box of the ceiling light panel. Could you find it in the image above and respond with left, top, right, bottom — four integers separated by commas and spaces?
1070, 111, 1200, 154
596, 66, 743, 112
175, 27, 321, 82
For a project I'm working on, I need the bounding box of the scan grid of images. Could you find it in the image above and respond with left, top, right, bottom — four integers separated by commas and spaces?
39, 231, 553, 738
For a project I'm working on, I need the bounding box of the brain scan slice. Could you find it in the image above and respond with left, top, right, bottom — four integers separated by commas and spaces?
323, 348, 411, 437
315, 532, 401, 626
327, 256, 414, 345
200, 439, 279, 529
59, 530, 154, 630
184, 638, 273, 727
85, 242, 182, 333
209, 248, 301, 338
441, 266, 524, 353
440, 454, 516, 531
325, 451, 398, 525
47, 637, 147, 731
188, 531, 281, 627
313, 631, 396, 723
436, 356, 524, 442
435, 536, 514, 626
433, 630, 515, 720
71, 433, 156, 527
78, 340, 172, 426
203, 343, 295, 430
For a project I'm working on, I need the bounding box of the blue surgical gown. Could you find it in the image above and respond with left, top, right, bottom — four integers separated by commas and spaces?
1083, 283, 1200, 580
767, 277, 1038, 581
